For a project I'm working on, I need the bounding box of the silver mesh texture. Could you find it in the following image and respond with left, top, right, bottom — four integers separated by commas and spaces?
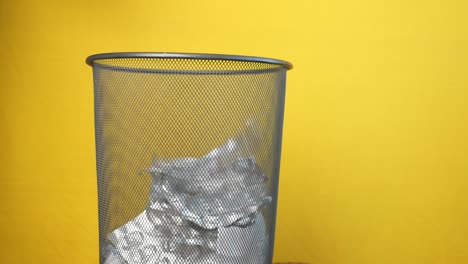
89, 54, 290, 264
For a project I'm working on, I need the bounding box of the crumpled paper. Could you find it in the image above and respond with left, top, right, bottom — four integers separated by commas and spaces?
105, 120, 270, 263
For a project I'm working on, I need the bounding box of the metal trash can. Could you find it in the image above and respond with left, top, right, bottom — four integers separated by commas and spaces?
86, 52, 293, 264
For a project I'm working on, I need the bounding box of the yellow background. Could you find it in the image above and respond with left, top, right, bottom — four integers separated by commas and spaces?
1, 0, 467, 263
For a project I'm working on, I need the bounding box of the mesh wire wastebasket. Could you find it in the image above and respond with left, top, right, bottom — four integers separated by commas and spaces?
86, 52, 292, 264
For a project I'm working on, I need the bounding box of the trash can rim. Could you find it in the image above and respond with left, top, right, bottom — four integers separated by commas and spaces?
86, 52, 293, 70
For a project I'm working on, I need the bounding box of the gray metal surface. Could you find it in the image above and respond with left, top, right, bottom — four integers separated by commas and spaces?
86, 52, 293, 70
88, 54, 291, 264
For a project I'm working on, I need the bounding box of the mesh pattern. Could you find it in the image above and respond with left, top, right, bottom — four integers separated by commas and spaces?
92, 57, 288, 264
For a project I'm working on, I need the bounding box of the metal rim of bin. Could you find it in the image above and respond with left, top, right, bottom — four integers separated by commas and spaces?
86, 52, 293, 70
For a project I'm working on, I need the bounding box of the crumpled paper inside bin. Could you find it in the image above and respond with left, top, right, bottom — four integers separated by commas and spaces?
105, 120, 270, 264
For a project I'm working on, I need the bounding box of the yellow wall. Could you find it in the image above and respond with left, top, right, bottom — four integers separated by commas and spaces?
1, 0, 467, 263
